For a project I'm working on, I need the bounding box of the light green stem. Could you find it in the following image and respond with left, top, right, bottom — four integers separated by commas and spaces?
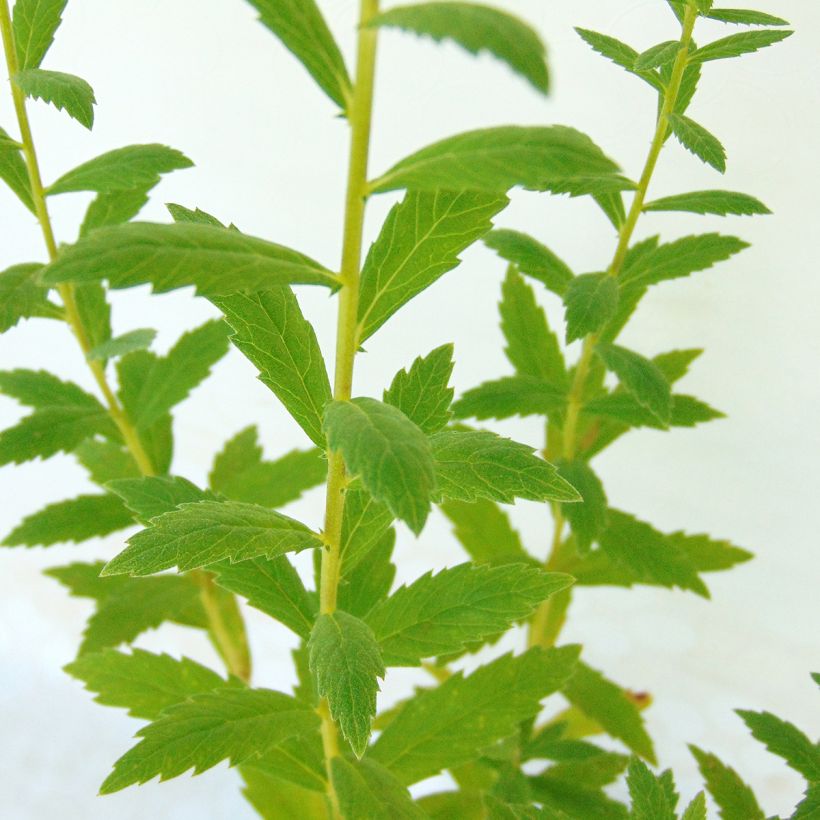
528, 3, 698, 650
317, 1, 380, 814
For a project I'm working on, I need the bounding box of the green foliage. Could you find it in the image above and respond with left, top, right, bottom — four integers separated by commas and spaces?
0, 127, 34, 211
13, 68, 95, 128
0, 262, 58, 331
81, 183, 156, 236
453, 376, 566, 421
705, 9, 790, 27
484, 229, 574, 297
689, 745, 765, 819
12, 0, 67, 70
667, 114, 727, 173
309, 610, 385, 756
626, 758, 677, 819
564, 273, 619, 342
691, 29, 792, 63
557, 460, 608, 554
596, 344, 672, 425
324, 398, 436, 534
370, 2, 550, 94
87, 328, 156, 361
440, 498, 531, 565
331, 757, 424, 819
643, 190, 770, 216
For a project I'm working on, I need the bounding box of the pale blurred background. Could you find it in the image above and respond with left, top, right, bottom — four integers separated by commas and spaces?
1, 1, 818, 817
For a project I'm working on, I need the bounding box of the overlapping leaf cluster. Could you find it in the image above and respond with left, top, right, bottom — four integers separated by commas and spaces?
0, 1, 810, 819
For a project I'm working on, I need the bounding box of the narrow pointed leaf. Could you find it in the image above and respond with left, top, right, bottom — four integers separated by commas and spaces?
0, 263, 58, 331
81, 182, 157, 236
574, 27, 663, 92
596, 344, 672, 425
74, 439, 140, 485
643, 190, 770, 216
331, 757, 426, 819
241, 767, 328, 818
626, 758, 676, 820
453, 376, 566, 421
440, 498, 531, 566
681, 792, 707, 820
557, 460, 608, 554
106, 475, 215, 524
564, 273, 619, 343
340, 486, 394, 574
667, 114, 726, 173
705, 9, 789, 26
338, 528, 396, 619
634, 40, 680, 70
12, 0, 67, 70
484, 229, 574, 297
692, 29, 792, 63
13, 68, 95, 128
689, 745, 764, 820
736, 709, 820, 782
0, 128, 35, 211
87, 328, 156, 361
369, 2, 550, 94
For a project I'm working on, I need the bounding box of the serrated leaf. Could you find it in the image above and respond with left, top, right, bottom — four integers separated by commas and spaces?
338, 528, 396, 619
248, 0, 351, 111
0, 368, 105, 409
626, 758, 676, 820
309, 610, 384, 756
12, 0, 67, 70
103, 500, 322, 576
74, 438, 140, 484
332, 756, 426, 819
166, 202, 225, 226
87, 328, 156, 361
574, 27, 663, 93
562, 661, 655, 763
431, 429, 579, 504
42, 222, 339, 294
99, 688, 319, 794
793, 784, 820, 819
339, 486, 394, 574
323, 398, 436, 535
211, 556, 315, 640
13, 68, 96, 129
116, 320, 229, 428
0, 262, 59, 331
80, 182, 157, 237
3, 493, 131, 547
242, 730, 326, 794
681, 792, 707, 820
484, 229, 574, 297
453, 376, 566, 421
383, 344, 455, 435
370, 126, 620, 194
583, 392, 724, 431
619, 233, 748, 288
643, 190, 770, 216
501, 267, 567, 387
370, 2, 549, 94
213, 290, 332, 447
634, 41, 680, 70
705, 9, 789, 26
692, 29, 792, 63
667, 114, 726, 173
440, 498, 531, 565
531, 775, 629, 819
65, 648, 237, 720
106, 474, 214, 523
210, 426, 326, 507
666, 530, 752, 571
736, 710, 820, 782
370, 646, 580, 785
564, 273, 619, 343
47, 144, 192, 195
240, 767, 328, 818
557, 460, 608, 554
0, 128, 35, 212
358, 190, 507, 341
689, 745, 764, 820
366, 562, 573, 665
596, 344, 671, 425
73, 281, 111, 353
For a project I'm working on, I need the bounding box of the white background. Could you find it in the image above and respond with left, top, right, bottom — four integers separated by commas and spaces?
1, 1, 818, 817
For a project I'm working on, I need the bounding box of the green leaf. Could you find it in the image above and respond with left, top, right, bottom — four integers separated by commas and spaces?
116, 320, 229, 428
332, 756, 426, 819
370, 646, 580, 785
0, 262, 59, 331
453, 376, 566, 421
87, 328, 156, 361
680, 792, 707, 820
13, 68, 96, 129
557, 460, 608, 554
619, 233, 748, 288
166, 202, 226, 226
0, 127, 35, 212
3, 493, 131, 547
531, 776, 629, 819
626, 758, 676, 820
692, 29, 792, 63
241, 769, 328, 819
242, 729, 326, 793
370, 126, 620, 194
74, 281, 111, 353
736, 710, 820, 782
484, 229, 574, 297
64, 648, 237, 720
210, 426, 325, 507
42, 222, 339, 294
383, 344, 455, 435
366, 562, 573, 666
106, 474, 214, 523
338, 528, 396, 619
370, 2, 550, 94
309, 610, 385, 757
582, 392, 724, 431
340, 486, 395, 574
440, 498, 531, 565
667, 114, 726, 173
574, 27, 663, 92
705, 9, 790, 26
211, 556, 315, 640
47, 144, 192, 196
12, 0, 67, 69
0, 368, 103, 408
643, 190, 770, 216
564, 273, 619, 343
247, 0, 351, 111
596, 344, 671, 425
562, 661, 655, 763
358, 190, 507, 341
431, 429, 580, 504
103, 500, 322, 576
501, 267, 567, 387
599, 510, 708, 596
74, 438, 140, 484
213, 290, 333, 446
80, 182, 157, 237
323, 398, 436, 535
793, 784, 820, 819
666, 530, 752, 572
99, 687, 320, 794
634, 41, 680, 70
689, 745, 764, 820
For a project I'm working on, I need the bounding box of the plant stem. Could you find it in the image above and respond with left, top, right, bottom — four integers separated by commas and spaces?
0, 0, 251, 683
528, 4, 698, 649
317, 1, 380, 811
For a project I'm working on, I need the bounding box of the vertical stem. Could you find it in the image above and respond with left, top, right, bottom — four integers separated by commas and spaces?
318, 2, 380, 814
529, 4, 698, 649
0, 0, 251, 682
